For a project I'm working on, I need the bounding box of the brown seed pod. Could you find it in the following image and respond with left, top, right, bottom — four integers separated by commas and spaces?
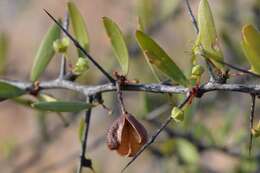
106, 113, 148, 157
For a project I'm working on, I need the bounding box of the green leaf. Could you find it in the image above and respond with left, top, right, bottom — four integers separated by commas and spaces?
241, 24, 260, 74
30, 23, 61, 82
176, 139, 199, 165
68, 1, 90, 55
103, 17, 129, 75
137, 0, 153, 31
0, 81, 26, 100
0, 33, 8, 75
136, 30, 189, 86
32, 101, 92, 112
196, 0, 224, 70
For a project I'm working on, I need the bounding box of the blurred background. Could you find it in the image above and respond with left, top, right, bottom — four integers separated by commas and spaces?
0, 0, 260, 173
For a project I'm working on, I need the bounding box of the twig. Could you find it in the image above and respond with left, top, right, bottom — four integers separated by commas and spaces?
44, 9, 115, 83
58, 12, 69, 80
77, 96, 94, 173
120, 94, 192, 172
249, 94, 256, 156
4, 79, 260, 97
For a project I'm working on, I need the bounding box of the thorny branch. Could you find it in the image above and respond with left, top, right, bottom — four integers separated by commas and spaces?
1, 3, 260, 173
3, 79, 260, 97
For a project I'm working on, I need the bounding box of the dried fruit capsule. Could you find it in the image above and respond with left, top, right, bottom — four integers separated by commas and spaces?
106, 113, 148, 157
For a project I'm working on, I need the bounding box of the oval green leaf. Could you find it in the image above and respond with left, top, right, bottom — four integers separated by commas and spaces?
30, 23, 61, 82
68, 1, 90, 55
0, 81, 26, 100
103, 17, 129, 75
136, 30, 189, 86
32, 101, 92, 112
196, 0, 224, 70
241, 24, 260, 74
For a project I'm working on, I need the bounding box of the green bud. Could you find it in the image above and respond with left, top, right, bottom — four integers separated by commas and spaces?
252, 120, 260, 138
190, 64, 205, 81
171, 107, 184, 123
53, 37, 70, 53
192, 65, 205, 76
72, 57, 89, 75
251, 128, 260, 137
192, 44, 202, 56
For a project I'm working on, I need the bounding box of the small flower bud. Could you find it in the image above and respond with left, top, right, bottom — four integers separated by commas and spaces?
171, 107, 184, 123
251, 128, 260, 137
72, 57, 89, 75
53, 37, 70, 53
192, 65, 205, 77
251, 120, 260, 138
